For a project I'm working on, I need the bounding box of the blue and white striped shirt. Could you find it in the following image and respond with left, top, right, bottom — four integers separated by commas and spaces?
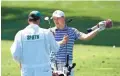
51, 25, 83, 62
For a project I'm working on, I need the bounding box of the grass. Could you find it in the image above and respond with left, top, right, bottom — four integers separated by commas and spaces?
1, 1, 120, 76
1, 40, 120, 76
1, 1, 120, 46
74, 45, 120, 76
1, 40, 20, 76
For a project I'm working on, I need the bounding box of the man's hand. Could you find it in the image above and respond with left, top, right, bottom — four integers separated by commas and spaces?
98, 21, 106, 32
62, 35, 69, 44
98, 19, 112, 32
87, 19, 112, 33
58, 35, 68, 45
61, 35, 69, 45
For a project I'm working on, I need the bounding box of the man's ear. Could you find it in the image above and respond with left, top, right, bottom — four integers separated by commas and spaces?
37, 19, 40, 24
28, 19, 29, 24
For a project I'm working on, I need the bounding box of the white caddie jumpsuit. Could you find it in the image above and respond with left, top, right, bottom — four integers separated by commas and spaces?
10, 24, 60, 76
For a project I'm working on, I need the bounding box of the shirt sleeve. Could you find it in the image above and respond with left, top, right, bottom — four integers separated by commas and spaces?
10, 31, 22, 63
73, 28, 84, 40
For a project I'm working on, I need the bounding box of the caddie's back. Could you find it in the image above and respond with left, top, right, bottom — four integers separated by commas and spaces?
21, 11, 50, 66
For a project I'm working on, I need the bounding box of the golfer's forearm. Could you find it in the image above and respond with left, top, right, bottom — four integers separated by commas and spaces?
80, 28, 99, 40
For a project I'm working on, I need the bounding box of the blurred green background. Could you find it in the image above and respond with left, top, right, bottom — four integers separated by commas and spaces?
1, 1, 120, 76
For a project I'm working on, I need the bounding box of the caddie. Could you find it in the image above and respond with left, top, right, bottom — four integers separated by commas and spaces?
10, 10, 68, 76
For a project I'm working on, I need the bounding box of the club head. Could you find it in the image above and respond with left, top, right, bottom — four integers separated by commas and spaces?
44, 16, 49, 21
44, 16, 51, 25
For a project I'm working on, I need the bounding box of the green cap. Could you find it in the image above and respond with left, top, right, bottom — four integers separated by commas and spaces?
28, 11, 41, 20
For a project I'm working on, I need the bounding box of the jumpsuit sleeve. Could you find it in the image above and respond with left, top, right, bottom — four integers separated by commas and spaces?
48, 31, 60, 63
48, 31, 60, 53
10, 31, 22, 63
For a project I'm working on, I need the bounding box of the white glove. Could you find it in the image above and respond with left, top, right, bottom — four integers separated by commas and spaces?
98, 21, 106, 32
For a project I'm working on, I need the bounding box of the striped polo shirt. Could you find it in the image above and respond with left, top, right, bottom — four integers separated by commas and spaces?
51, 25, 83, 62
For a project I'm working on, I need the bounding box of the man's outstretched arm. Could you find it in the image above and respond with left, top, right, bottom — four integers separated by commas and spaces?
80, 28, 100, 41
78, 20, 112, 41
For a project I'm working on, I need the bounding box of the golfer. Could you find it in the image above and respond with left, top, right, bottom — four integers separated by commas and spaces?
10, 11, 68, 76
51, 10, 107, 76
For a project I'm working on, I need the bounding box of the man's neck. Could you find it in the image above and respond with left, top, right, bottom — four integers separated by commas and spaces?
29, 22, 39, 26
56, 25, 65, 29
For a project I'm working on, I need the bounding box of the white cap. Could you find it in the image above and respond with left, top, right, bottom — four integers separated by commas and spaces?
52, 10, 65, 17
